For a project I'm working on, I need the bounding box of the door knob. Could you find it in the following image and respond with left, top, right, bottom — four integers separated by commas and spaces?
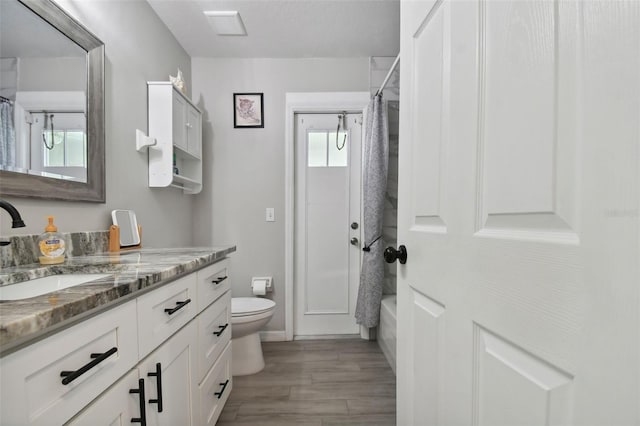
384, 245, 407, 264
350, 237, 359, 246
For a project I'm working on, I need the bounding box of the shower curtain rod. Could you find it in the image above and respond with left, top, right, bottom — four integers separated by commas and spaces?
375, 53, 400, 97
0, 95, 13, 104
28, 110, 84, 114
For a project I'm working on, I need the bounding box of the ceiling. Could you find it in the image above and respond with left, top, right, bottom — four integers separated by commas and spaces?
147, 0, 400, 58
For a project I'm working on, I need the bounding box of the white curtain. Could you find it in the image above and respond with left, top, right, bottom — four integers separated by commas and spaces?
0, 101, 16, 167
355, 94, 389, 328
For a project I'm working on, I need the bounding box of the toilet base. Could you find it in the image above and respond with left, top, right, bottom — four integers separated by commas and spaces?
231, 332, 265, 376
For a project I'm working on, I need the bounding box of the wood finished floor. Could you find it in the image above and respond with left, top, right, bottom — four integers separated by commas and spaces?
217, 339, 396, 426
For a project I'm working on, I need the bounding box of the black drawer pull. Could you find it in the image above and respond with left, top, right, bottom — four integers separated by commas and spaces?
213, 323, 229, 337
60, 347, 118, 385
211, 276, 227, 285
214, 379, 230, 399
147, 362, 163, 412
164, 298, 191, 315
130, 378, 147, 425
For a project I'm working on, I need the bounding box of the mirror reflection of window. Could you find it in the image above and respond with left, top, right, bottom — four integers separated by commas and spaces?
30, 111, 86, 181
307, 130, 348, 168
43, 130, 86, 168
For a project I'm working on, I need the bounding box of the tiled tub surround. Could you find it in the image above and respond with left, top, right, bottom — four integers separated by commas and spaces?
0, 243, 236, 354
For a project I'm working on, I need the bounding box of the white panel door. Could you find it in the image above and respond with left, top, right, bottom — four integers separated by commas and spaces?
294, 113, 362, 336
397, 1, 639, 425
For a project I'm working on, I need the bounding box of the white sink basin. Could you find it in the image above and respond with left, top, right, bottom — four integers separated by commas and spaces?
0, 274, 111, 301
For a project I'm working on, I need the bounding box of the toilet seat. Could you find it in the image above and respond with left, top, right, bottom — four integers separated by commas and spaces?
232, 297, 275, 317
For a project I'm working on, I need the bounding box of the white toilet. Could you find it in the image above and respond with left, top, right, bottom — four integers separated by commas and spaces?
231, 296, 276, 376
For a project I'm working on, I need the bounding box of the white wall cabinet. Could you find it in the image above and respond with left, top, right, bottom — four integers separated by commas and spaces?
2, 258, 232, 426
148, 82, 202, 194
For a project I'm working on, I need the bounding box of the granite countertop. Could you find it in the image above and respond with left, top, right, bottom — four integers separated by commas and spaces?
0, 246, 236, 355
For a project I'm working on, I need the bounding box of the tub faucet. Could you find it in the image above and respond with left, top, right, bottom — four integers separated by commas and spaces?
0, 199, 26, 246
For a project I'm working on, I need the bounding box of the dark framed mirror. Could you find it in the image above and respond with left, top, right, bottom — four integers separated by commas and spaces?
0, 0, 105, 202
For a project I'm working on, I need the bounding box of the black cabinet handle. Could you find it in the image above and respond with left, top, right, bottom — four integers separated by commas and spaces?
60, 347, 118, 385
211, 276, 227, 285
147, 362, 163, 413
130, 378, 147, 425
164, 298, 191, 315
213, 323, 229, 337
214, 379, 230, 399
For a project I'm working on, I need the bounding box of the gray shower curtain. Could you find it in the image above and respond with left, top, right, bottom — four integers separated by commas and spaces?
0, 101, 16, 167
355, 94, 389, 328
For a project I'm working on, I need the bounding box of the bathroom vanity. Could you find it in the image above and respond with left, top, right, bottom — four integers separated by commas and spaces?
0, 245, 235, 425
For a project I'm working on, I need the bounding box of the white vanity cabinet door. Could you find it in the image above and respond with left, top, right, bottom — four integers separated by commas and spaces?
196, 258, 230, 312
137, 274, 197, 359
0, 301, 138, 426
196, 291, 231, 382
198, 342, 232, 426
139, 320, 199, 426
66, 368, 141, 426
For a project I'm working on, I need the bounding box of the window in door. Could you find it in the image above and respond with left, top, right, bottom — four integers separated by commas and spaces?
307, 130, 348, 167
43, 129, 86, 167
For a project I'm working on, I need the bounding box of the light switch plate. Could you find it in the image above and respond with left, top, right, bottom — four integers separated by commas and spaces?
266, 208, 275, 222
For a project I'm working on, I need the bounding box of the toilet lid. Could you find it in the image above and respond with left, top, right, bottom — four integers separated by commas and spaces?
232, 297, 276, 316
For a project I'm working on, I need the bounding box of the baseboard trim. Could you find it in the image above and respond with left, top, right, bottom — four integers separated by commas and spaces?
259, 332, 366, 342
293, 334, 361, 341
260, 331, 287, 342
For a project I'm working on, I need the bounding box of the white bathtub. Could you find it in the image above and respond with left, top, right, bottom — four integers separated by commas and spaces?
378, 295, 397, 374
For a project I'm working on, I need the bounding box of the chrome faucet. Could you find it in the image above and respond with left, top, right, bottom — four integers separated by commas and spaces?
0, 199, 26, 246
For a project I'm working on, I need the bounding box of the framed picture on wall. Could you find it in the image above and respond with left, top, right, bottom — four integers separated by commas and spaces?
233, 93, 264, 128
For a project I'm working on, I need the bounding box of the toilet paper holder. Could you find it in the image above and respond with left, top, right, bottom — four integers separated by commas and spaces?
251, 276, 273, 293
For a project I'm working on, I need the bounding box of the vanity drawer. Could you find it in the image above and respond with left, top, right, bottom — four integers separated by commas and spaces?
137, 273, 197, 359
197, 341, 232, 426
196, 259, 230, 312
196, 290, 231, 382
0, 301, 138, 426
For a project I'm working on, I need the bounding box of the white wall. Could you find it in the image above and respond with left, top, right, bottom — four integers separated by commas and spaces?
1, 0, 195, 248
191, 57, 369, 332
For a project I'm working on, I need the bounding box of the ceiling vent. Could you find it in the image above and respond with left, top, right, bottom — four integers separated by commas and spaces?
203, 11, 247, 36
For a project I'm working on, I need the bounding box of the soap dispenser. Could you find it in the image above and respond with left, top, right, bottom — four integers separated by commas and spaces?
37, 216, 65, 265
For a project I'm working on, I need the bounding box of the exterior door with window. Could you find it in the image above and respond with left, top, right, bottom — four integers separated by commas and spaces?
397, 0, 639, 424
294, 113, 362, 336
